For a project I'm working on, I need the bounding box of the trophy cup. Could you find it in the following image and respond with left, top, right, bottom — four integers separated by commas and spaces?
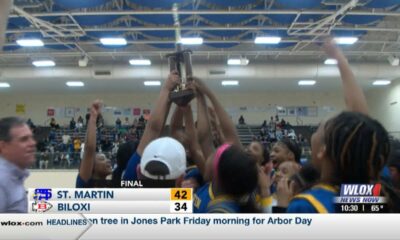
166, 3, 195, 106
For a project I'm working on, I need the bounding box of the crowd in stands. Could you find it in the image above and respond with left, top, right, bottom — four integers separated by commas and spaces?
236, 114, 310, 165
27, 114, 146, 170
257, 116, 300, 143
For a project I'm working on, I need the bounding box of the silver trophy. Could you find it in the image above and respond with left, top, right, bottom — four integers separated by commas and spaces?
166, 3, 195, 106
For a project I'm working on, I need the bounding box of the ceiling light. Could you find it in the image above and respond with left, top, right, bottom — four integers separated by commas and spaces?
32, 60, 55, 67
144, 81, 161, 86
78, 56, 89, 67
100, 38, 127, 46
254, 36, 281, 44
66, 81, 84, 87
227, 58, 249, 66
298, 80, 316, 86
0, 82, 10, 88
227, 59, 241, 65
373, 80, 391, 86
333, 37, 358, 45
222, 80, 239, 86
16, 39, 44, 47
324, 58, 338, 65
129, 59, 152, 66
180, 37, 203, 45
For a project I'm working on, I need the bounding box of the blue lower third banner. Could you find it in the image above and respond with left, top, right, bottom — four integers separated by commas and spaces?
0, 214, 398, 239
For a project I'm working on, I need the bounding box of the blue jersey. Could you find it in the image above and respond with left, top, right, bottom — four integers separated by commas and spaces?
207, 197, 240, 213
287, 184, 338, 213
380, 166, 391, 184
184, 166, 204, 187
193, 183, 215, 213
122, 152, 141, 181
75, 175, 111, 188
76, 175, 92, 188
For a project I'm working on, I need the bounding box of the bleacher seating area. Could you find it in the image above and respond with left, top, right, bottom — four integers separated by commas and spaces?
30, 122, 315, 170
31, 124, 143, 170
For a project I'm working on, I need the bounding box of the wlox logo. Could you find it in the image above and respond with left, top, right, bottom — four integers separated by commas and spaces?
340, 184, 381, 196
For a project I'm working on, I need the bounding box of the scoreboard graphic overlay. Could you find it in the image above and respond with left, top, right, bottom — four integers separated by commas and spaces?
29, 188, 193, 214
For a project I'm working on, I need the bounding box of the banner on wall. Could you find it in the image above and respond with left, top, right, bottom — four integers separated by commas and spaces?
15, 104, 25, 114
133, 108, 141, 116
297, 107, 308, 116
287, 107, 296, 116
307, 107, 318, 117
75, 107, 81, 115
64, 107, 75, 118
123, 108, 131, 116
47, 108, 55, 117
276, 106, 287, 116
103, 106, 113, 113
322, 106, 336, 113
113, 109, 122, 116
57, 108, 65, 117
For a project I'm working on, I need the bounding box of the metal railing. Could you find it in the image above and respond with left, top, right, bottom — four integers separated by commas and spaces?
30, 151, 115, 170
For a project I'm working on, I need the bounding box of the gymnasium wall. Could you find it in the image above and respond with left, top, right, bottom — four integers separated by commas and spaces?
366, 81, 400, 134
0, 91, 346, 126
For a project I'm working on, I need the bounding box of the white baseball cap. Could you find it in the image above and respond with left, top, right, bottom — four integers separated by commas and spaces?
140, 137, 186, 180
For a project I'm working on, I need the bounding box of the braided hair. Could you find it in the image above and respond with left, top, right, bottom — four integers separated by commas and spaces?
323, 111, 390, 185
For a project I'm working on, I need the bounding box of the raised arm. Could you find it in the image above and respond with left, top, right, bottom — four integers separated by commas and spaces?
170, 106, 184, 140
136, 71, 180, 155
195, 89, 215, 159
79, 100, 101, 182
207, 106, 225, 146
195, 78, 241, 147
208, 106, 225, 146
183, 105, 206, 177
323, 39, 369, 115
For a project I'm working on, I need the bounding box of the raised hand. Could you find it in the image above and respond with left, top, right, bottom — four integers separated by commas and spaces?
322, 38, 344, 60
258, 165, 272, 198
185, 79, 197, 96
90, 99, 102, 117
322, 37, 368, 114
164, 70, 181, 91
276, 177, 294, 207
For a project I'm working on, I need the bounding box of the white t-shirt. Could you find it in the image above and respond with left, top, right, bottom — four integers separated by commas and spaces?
288, 131, 297, 140
62, 135, 71, 144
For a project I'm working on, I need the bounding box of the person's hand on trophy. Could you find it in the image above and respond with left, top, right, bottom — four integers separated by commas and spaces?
163, 70, 181, 92
167, 54, 195, 106
185, 75, 197, 88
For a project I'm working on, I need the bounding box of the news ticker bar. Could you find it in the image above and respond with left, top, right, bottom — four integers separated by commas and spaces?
28, 188, 193, 214
0, 214, 398, 240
